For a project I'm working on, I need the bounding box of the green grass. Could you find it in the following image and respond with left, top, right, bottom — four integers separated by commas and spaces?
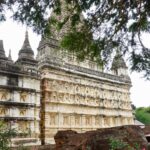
135, 107, 150, 125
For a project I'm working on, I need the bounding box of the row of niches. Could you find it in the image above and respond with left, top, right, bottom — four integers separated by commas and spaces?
44, 80, 130, 101
4, 121, 38, 136
45, 92, 131, 110
0, 91, 39, 103
40, 48, 101, 71
42, 70, 127, 92
0, 75, 40, 90
0, 107, 36, 118
47, 113, 133, 127
0, 75, 18, 86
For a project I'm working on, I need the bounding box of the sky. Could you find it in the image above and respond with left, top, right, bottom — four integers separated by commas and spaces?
0, 19, 149, 108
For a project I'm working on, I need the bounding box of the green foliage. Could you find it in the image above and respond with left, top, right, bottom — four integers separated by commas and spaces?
0, 121, 30, 150
0, 0, 150, 78
109, 138, 140, 150
135, 107, 150, 125
61, 26, 104, 66
0, 121, 17, 150
109, 138, 128, 150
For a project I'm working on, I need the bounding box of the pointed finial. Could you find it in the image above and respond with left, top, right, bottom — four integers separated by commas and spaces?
0, 40, 5, 52
25, 30, 28, 39
111, 48, 128, 75
0, 40, 7, 59
20, 30, 33, 52
8, 49, 12, 61
18, 30, 34, 61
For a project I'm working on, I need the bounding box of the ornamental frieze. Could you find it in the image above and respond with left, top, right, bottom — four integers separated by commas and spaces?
43, 78, 130, 102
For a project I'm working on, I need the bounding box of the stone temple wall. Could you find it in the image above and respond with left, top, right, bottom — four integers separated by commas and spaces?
39, 64, 134, 144
37, 20, 134, 143
0, 62, 41, 146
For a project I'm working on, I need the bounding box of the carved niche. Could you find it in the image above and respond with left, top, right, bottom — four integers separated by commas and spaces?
75, 115, 80, 125
18, 121, 29, 133
85, 116, 91, 126
95, 116, 100, 125
0, 108, 8, 116
0, 92, 8, 101
75, 95, 80, 104
49, 114, 56, 125
63, 115, 69, 125
75, 85, 79, 94
120, 117, 125, 125
20, 109, 26, 116
112, 117, 116, 126
85, 87, 89, 96
51, 80, 58, 91
57, 93, 64, 102
102, 90, 106, 99
64, 93, 70, 103
51, 92, 57, 102
104, 117, 110, 126
64, 82, 69, 92
20, 92, 28, 102
80, 85, 85, 94
57, 80, 64, 92
103, 100, 108, 108
94, 88, 98, 98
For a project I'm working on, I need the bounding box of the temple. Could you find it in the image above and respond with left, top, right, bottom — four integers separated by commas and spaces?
0, 34, 40, 146
0, 1, 134, 146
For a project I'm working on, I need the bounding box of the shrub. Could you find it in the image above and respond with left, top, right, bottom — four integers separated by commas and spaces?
109, 138, 140, 150
0, 121, 17, 150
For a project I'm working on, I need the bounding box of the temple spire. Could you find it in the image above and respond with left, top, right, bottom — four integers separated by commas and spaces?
18, 31, 34, 60
21, 31, 33, 53
111, 49, 128, 77
0, 40, 7, 60
16, 31, 38, 67
49, 0, 83, 40
8, 49, 13, 62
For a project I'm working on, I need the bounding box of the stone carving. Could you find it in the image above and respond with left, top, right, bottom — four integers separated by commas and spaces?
0, 108, 8, 115
103, 100, 108, 108
104, 117, 110, 126
85, 87, 89, 95
20, 92, 28, 102
75, 116, 80, 125
52, 92, 57, 101
75, 85, 79, 93
95, 116, 99, 125
63, 115, 69, 125
1, 92, 8, 100
20, 109, 26, 116
50, 114, 56, 125
18, 122, 29, 133
86, 116, 91, 125
58, 93, 63, 102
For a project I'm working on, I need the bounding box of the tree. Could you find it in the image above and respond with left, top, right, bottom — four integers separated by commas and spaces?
135, 107, 150, 125
0, 0, 150, 79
